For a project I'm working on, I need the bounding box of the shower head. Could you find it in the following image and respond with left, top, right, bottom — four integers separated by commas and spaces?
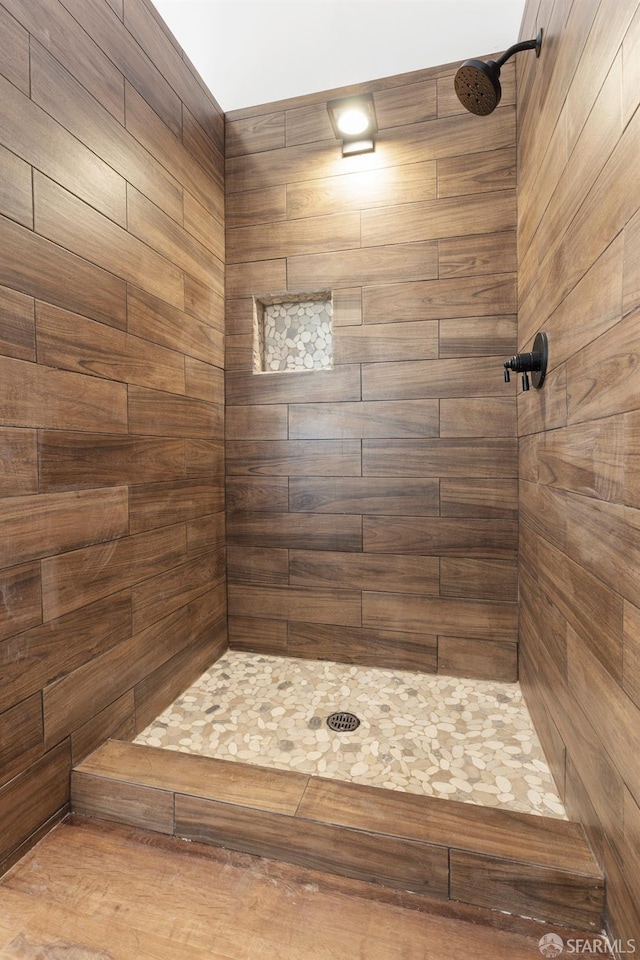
454, 29, 543, 116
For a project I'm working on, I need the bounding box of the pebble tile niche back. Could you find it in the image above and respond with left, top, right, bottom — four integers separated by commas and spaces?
253, 291, 333, 373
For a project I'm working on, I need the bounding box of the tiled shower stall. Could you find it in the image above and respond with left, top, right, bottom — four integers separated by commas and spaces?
0, 0, 639, 946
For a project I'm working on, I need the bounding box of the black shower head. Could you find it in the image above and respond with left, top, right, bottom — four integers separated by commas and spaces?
454, 59, 502, 116
454, 29, 543, 116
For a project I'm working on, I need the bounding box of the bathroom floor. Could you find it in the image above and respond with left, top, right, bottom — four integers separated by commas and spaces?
134, 651, 566, 819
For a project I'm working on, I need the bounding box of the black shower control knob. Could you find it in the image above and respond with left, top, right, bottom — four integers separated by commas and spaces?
522, 371, 530, 391
504, 367, 510, 382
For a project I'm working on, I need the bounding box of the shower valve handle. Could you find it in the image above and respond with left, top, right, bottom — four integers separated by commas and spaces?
502, 332, 549, 391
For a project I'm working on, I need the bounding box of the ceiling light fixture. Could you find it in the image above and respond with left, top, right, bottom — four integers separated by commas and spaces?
327, 94, 378, 156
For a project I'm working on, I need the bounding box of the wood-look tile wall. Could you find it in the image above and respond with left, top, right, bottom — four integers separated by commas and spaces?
516, 0, 640, 944
224, 62, 519, 681
0, 0, 226, 871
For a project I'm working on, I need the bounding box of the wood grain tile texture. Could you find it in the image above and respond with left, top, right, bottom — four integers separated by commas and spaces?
0, 0, 226, 868
69, 740, 603, 928
516, 0, 640, 946
225, 56, 518, 682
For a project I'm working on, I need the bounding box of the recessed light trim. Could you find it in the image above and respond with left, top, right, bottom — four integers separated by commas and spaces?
327, 94, 378, 156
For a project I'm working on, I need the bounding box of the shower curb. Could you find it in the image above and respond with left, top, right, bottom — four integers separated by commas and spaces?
71, 739, 604, 930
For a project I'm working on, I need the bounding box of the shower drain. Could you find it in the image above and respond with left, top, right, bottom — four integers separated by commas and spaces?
326, 711, 360, 733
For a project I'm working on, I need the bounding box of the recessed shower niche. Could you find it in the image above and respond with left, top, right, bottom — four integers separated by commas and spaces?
252, 291, 333, 373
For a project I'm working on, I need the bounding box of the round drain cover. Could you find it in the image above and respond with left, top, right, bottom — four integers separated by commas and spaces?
327, 711, 360, 732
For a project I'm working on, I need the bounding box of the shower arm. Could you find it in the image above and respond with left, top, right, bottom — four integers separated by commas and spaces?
495, 30, 543, 69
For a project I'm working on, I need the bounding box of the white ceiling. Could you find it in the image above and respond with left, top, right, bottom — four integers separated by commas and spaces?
151, 0, 527, 112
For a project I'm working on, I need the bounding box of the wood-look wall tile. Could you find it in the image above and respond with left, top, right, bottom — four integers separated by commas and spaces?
228, 584, 361, 627
183, 191, 224, 262
0, 216, 127, 330
375, 79, 438, 128
0, 562, 42, 644
0, 591, 131, 715
437, 637, 518, 682
2, 76, 124, 228
226, 363, 361, 406
227, 513, 362, 552
226, 112, 286, 158
333, 288, 362, 327
125, 0, 223, 149
288, 621, 438, 672
43, 587, 223, 747
227, 185, 287, 229
437, 147, 516, 198
440, 398, 517, 438
124, 84, 221, 224
363, 516, 518, 559
128, 287, 224, 368
361, 191, 515, 247
363, 592, 518, 640
289, 399, 438, 440
36, 302, 185, 394
287, 241, 438, 290
623, 208, 640, 318
38, 432, 185, 492
227, 546, 289, 586
623, 601, 640, 710
517, 363, 568, 436
363, 274, 517, 324
184, 440, 224, 480
439, 316, 517, 357
181, 104, 224, 200
440, 558, 518, 601
363, 439, 517, 478
0, 142, 32, 229
0, 356, 128, 434
128, 386, 223, 439
226, 259, 287, 300
285, 162, 437, 220
567, 312, 640, 425
0, 285, 35, 362
227, 212, 360, 264
537, 418, 625, 503
184, 358, 224, 403
225, 405, 288, 440
0, 487, 128, 571
283, 103, 332, 146
226, 477, 289, 513
132, 551, 225, 632
71, 690, 136, 765
184, 274, 224, 326
0, 428, 37, 496
6, 0, 124, 118
61, 0, 181, 136
186, 512, 225, 559
289, 550, 439, 595
129, 479, 224, 534
0, 742, 70, 863
0, 4, 29, 94
440, 479, 518, 518
289, 477, 439, 516
226, 440, 361, 476
0, 693, 44, 789
228, 616, 288, 655
30, 41, 182, 224
361, 357, 513, 401
133, 619, 227, 733
41, 525, 187, 622
438, 232, 518, 279
34, 174, 183, 309
127, 185, 220, 291
335, 320, 438, 364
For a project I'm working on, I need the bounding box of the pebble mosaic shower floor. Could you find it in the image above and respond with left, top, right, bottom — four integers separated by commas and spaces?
134, 651, 566, 819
